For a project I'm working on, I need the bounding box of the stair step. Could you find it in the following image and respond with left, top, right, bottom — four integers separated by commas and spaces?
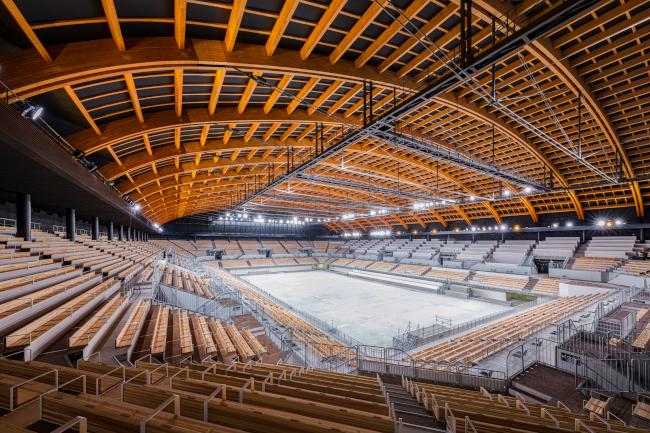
393, 410, 438, 428
394, 402, 429, 416
402, 423, 446, 433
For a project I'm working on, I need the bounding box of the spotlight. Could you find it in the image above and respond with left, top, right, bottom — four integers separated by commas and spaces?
500, 224, 507, 231
614, 218, 624, 226
471, 226, 477, 232
503, 189, 511, 197
133, 203, 141, 211
21, 105, 44, 121
566, 221, 573, 227
552, 222, 559, 228
596, 219, 606, 227
523, 186, 533, 194
513, 224, 521, 231
469, 195, 476, 201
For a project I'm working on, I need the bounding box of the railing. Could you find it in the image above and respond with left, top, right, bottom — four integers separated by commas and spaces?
393, 297, 542, 350
237, 277, 362, 347
0, 217, 16, 230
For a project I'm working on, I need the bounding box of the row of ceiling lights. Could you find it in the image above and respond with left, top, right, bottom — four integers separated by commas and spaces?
342, 218, 627, 237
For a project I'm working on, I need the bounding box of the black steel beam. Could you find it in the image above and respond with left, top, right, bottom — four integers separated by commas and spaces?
297, 174, 452, 202
228, 0, 602, 213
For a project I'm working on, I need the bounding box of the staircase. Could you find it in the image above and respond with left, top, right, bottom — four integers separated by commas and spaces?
383, 382, 443, 432
523, 278, 538, 292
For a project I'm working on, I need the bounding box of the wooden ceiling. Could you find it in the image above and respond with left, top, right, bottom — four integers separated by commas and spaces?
0, 0, 648, 232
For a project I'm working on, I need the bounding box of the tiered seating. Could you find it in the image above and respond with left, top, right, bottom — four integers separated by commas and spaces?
296, 257, 318, 265
572, 256, 622, 272
225, 323, 255, 360
471, 272, 529, 290
491, 240, 536, 265
366, 261, 397, 272
282, 240, 302, 254
262, 239, 287, 254
531, 277, 561, 294
238, 239, 261, 255
221, 259, 250, 269
617, 259, 650, 275
273, 257, 298, 265
633, 322, 650, 350
115, 299, 149, 348
192, 314, 217, 359
332, 258, 353, 267
585, 236, 636, 259
177, 309, 194, 355
209, 319, 237, 358
312, 240, 329, 252
247, 258, 275, 267
0, 356, 392, 433
533, 237, 579, 260
410, 294, 608, 365
405, 379, 638, 433
214, 239, 242, 256
5, 277, 119, 349
150, 305, 169, 355
424, 267, 469, 281
392, 263, 429, 276
159, 264, 213, 298
242, 328, 268, 357
457, 241, 496, 261
68, 294, 127, 348
347, 259, 373, 269
209, 267, 353, 360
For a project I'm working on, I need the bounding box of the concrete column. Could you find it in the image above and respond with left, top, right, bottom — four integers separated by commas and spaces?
16, 193, 32, 242
119, 224, 124, 241
66, 208, 76, 241
92, 216, 99, 240
127, 227, 132, 241
108, 221, 114, 240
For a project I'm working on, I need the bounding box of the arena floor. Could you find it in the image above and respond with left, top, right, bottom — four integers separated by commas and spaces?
242, 270, 512, 347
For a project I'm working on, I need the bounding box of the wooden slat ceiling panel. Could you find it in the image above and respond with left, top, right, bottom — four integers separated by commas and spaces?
0, 0, 647, 227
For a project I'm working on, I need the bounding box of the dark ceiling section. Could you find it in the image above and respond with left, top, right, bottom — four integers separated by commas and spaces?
0, 103, 152, 231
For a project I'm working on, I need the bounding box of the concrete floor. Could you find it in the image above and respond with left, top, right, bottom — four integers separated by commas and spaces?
243, 270, 511, 347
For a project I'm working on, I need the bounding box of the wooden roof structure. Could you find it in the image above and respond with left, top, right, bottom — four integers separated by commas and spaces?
0, 0, 647, 233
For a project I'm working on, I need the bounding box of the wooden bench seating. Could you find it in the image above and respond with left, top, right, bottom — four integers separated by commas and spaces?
192, 315, 217, 358
242, 329, 267, 357
410, 294, 608, 365
209, 320, 237, 358
178, 309, 194, 354
0, 258, 56, 275
0, 265, 77, 292
584, 394, 612, 417
5, 277, 118, 348
150, 305, 169, 355
392, 264, 429, 276
225, 324, 255, 360
633, 397, 650, 421
0, 273, 99, 324
408, 379, 633, 433
115, 299, 149, 348
68, 294, 127, 348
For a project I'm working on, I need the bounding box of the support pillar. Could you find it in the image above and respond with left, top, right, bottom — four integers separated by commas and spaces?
16, 193, 32, 242
92, 216, 99, 240
119, 224, 124, 241
66, 208, 76, 242
127, 227, 132, 241
108, 221, 114, 241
